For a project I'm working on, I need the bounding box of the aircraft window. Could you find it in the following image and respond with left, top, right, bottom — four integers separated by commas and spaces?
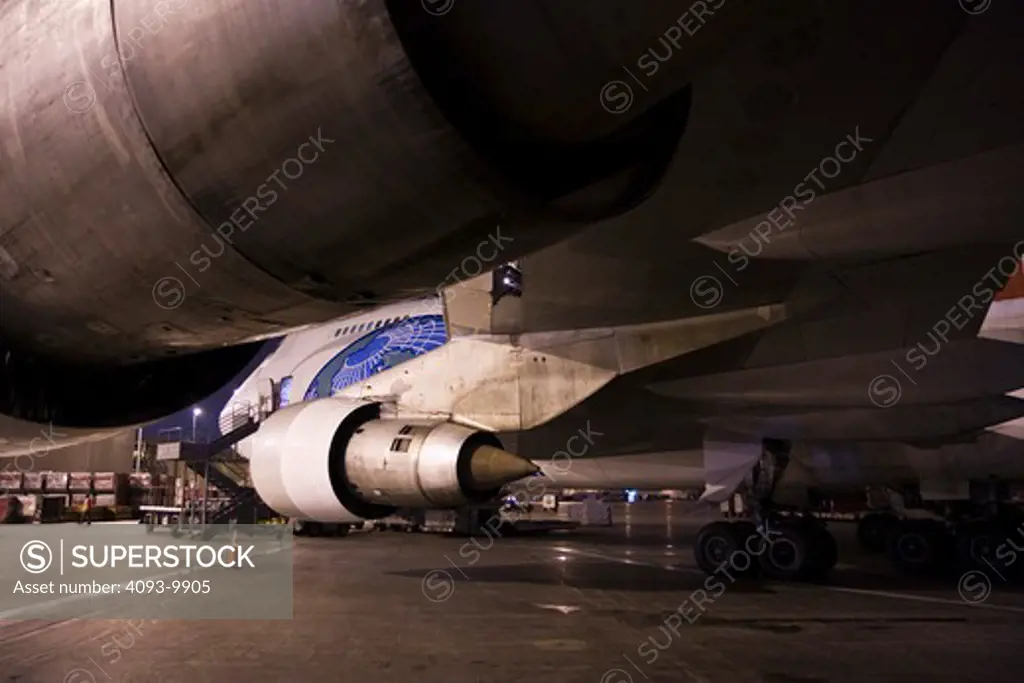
375, 320, 382, 329
390, 438, 411, 453
334, 328, 341, 337
398, 425, 413, 435
279, 377, 293, 408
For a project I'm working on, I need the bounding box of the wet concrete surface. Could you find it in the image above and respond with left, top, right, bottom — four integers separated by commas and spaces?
3, 502, 1024, 683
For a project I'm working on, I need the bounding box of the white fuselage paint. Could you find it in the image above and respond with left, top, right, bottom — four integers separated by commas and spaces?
223, 297, 444, 459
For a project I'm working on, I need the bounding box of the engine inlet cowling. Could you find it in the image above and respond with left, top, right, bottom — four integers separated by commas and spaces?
249, 397, 393, 523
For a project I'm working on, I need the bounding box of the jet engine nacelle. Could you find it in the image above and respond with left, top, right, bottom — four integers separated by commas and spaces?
249, 398, 535, 523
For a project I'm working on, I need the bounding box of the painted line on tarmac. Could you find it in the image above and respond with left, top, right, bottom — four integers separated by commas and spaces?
550, 545, 705, 574
823, 586, 1024, 615
551, 545, 1024, 615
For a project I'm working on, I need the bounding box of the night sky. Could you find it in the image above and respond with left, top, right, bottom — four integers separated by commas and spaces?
142, 338, 281, 442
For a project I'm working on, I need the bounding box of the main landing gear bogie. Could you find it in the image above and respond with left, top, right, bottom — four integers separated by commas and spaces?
861, 514, 1024, 580
857, 510, 949, 573
694, 518, 838, 583
693, 437, 838, 583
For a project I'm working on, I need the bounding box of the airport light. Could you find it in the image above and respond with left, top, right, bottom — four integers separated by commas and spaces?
192, 407, 203, 441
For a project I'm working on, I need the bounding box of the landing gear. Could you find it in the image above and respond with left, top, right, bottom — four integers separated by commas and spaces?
693, 437, 838, 583
857, 512, 898, 553
694, 521, 756, 576
956, 521, 1001, 567
885, 519, 946, 574
955, 519, 1023, 580
693, 517, 837, 582
756, 523, 810, 580
757, 520, 836, 582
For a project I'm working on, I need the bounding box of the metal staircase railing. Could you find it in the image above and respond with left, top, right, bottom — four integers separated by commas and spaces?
213, 460, 250, 488
219, 400, 257, 435
180, 456, 257, 525
177, 407, 262, 525
202, 421, 259, 461
207, 488, 260, 525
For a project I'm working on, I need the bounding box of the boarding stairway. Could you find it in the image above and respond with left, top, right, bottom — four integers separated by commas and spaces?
166, 403, 269, 525
181, 452, 265, 525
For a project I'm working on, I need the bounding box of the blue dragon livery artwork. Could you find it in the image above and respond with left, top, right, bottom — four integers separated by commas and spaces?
304, 315, 447, 400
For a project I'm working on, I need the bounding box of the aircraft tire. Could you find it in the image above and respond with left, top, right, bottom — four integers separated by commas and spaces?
694, 521, 750, 576
757, 523, 815, 581
886, 520, 944, 574
956, 520, 1021, 580
857, 513, 897, 553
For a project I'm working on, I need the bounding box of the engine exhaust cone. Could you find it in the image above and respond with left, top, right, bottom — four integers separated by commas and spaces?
466, 445, 539, 491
